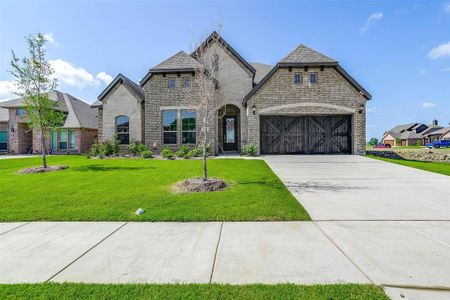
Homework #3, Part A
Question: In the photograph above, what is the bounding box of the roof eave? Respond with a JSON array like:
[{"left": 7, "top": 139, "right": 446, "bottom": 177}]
[{"left": 278, "top": 61, "right": 338, "bottom": 67}]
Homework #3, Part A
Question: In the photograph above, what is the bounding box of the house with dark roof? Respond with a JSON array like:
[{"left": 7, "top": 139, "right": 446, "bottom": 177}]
[
  {"left": 95, "top": 32, "right": 371, "bottom": 155},
  {"left": 381, "top": 119, "right": 446, "bottom": 146},
  {"left": 0, "top": 91, "right": 98, "bottom": 154}
]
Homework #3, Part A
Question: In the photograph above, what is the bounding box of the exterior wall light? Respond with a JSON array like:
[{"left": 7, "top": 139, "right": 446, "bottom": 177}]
[
  {"left": 358, "top": 103, "right": 365, "bottom": 114},
  {"left": 252, "top": 105, "right": 256, "bottom": 115}
]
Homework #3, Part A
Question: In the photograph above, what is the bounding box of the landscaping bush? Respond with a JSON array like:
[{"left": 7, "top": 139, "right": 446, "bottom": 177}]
[
  {"left": 128, "top": 142, "right": 151, "bottom": 157},
  {"left": 128, "top": 142, "right": 140, "bottom": 155},
  {"left": 189, "top": 144, "right": 212, "bottom": 158},
  {"left": 176, "top": 145, "right": 191, "bottom": 159},
  {"left": 88, "top": 138, "right": 119, "bottom": 158},
  {"left": 242, "top": 144, "right": 258, "bottom": 156},
  {"left": 140, "top": 149, "right": 153, "bottom": 158},
  {"left": 161, "top": 147, "right": 174, "bottom": 159}
]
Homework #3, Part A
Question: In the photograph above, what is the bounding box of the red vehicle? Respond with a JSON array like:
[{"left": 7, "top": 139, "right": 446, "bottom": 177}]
[{"left": 373, "top": 143, "right": 392, "bottom": 149}]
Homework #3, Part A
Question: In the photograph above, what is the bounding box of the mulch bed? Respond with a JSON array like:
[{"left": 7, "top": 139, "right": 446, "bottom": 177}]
[
  {"left": 17, "top": 165, "right": 68, "bottom": 174},
  {"left": 173, "top": 177, "right": 227, "bottom": 193}
]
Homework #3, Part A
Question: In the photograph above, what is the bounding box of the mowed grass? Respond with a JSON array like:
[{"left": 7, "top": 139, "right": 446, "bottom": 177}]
[
  {"left": 367, "top": 155, "right": 450, "bottom": 176},
  {"left": 0, "top": 283, "right": 388, "bottom": 300},
  {"left": 0, "top": 156, "right": 309, "bottom": 222}
]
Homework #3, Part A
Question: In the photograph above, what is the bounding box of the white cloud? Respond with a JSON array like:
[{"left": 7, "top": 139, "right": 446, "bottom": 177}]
[
  {"left": 444, "top": 2, "right": 450, "bottom": 14},
  {"left": 428, "top": 42, "right": 450, "bottom": 59},
  {"left": 0, "top": 80, "right": 18, "bottom": 101},
  {"left": 367, "top": 107, "right": 378, "bottom": 112},
  {"left": 95, "top": 72, "right": 113, "bottom": 85},
  {"left": 43, "top": 32, "right": 60, "bottom": 46},
  {"left": 49, "top": 59, "right": 112, "bottom": 89},
  {"left": 360, "top": 12, "right": 384, "bottom": 34},
  {"left": 422, "top": 101, "right": 436, "bottom": 108},
  {"left": 367, "top": 124, "right": 375, "bottom": 128}
]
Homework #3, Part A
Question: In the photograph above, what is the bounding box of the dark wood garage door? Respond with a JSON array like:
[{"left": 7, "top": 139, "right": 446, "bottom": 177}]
[{"left": 260, "top": 115, "right": 352, "bottom": 154}]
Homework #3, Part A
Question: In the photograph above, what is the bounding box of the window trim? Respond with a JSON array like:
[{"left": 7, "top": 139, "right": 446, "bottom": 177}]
[
  {"left": 167, "top": 78, "right": 176, "bottom": 89},
  {"left": 294, "top": 73, "right": 302, "bottom": 84},
  {"left": 116, "top": 115, "right": 130, "bottom": 145},
  {"left": 181, "top": 109, "right": 196, "bottom": 144},
  {"left": 162, "top": 110, "right": 178, "bottom": 144},
  {"left": 310, "top": 72, "right": 318, "bottom": 84}
]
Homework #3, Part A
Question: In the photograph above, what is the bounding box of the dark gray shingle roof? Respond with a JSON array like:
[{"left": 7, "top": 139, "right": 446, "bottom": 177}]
[
  {"left": 151, "top": 51, "right": 202, "bottom": 71},
  {"left": 388, "top": 123, "right": 417, "bottom": 134},
  {"left": 280, "top": 44, "right": 337, "bottom": 64},
  {"left": 251, "top": 63, "right": 273, "bottom": 84},
  {"left": 65, "top": 94, "right": 98, "bottom": 129},
  {"left": 0, "top": 90, "right": 68, "bottom": 112}
]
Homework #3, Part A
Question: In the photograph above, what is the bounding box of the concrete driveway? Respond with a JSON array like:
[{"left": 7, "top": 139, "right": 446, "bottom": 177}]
[{"left": 264, "top": 155, "right": 450, "bottom": 221}]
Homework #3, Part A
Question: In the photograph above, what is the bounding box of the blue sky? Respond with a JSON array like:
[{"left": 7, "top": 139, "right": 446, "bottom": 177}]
[{"left": 1, "top": 0, "right": 449, "bottom": 140}]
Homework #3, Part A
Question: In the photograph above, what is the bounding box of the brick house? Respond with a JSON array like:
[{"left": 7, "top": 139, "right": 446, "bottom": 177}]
[
  {"left": 382, "top": 119, "right": 445, "bottom": 146},
  {"left": 0, "top": 90, "right": 98, "bottom": 154},
  {"left": 94, "top": 32, "right": 371, "bottom": 155}
]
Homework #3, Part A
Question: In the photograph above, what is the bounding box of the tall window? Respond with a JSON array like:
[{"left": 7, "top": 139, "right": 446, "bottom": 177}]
[
  {"left": 69, "top": 129, "right": 76, "bottom": 150},
  {"left": 294, "top": 73, "right": 302, "bottom": 84},
  {"left": 51, "top": 129, "right": 58, "bottom": 150},
  {"left": 181, "top": 110, "right": 196, "bottom": 144},
  {"left": 168, "top": 78, "right": 176, "bottom": 89},
  {"left": 310, "top": 73, "right": 318, "bottom": 84},
  {"left": 116, "top": 115, "right": 129, "bottom": 145},
  {"left": 163, "top": 110, "right": 177, "bottom": 144},
  {"left": 183, "top": 78, "right": 190, "bottom": 88},
  {"left": 59, "top": 129, "right": 68, "bottom": 149},
  {"left": 0, "top": 131, "right": 7, "bottom": 151},
  {"left": 212, "top": 54, "right": 219, "bottom": 72}
]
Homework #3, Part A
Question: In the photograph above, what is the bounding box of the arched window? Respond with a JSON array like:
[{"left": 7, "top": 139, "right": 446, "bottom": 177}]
[{"left": 116, "top": 115, "right": 129, "bottom": 145}]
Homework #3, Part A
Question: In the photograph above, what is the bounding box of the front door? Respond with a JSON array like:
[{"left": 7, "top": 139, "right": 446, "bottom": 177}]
[{"left": 223, "top": 116, "right": 238, "bottom": 151}]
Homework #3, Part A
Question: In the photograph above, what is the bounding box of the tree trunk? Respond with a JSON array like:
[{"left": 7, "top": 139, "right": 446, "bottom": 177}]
[
  {"left": 202, "top": 143, "right": 208, "bottom": 181},
  {"left": 41, "top": 130, "right": 47, "bottom": 168}
]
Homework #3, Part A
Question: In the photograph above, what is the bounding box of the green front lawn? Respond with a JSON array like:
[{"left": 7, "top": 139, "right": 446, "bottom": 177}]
[
  {"left": 0, "top": 156, "right": 309, "bottom": 222},
  {"left": 367, "top": 155, "right": 450, "bottom": 176},
  {"left": 0, "top": 283, "right": 388, "bottom": 300}
]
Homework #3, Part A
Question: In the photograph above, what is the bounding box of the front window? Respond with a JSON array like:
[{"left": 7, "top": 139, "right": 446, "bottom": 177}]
[
  {"left": 183, "top": 78, "right": 190, "bottom": 88},
  {"left": 69, "top": 129, "right": 76, "bottom": 150},
  {"left": 181, "top": 110, "right": 196, "bottom": 144},
  {"left": 59, "top": 129, "right": 68, "bottom": 150},
  {"left": 51, "top": 129, "right": 58, "bottom": 150},
  {"left": 163, "top": 110, "right": 177, "bottom": 144},
  {"left": 310, "top": 73, "right": 318, "bottom": 84},
  {"left": 16, "top": 108, "right": 26, "bottom": 116},
  {"left": 294, "top": 73, "right": 302, "bottom": 84},
  {"left": 116, "top": 115, "right": 129, "bottom": 145},
  {"left": 168, "top": 78, "right": 176, "bottom": 89},
  {"left": 0, "top": 131, "right": 7, "bottom": 151}
]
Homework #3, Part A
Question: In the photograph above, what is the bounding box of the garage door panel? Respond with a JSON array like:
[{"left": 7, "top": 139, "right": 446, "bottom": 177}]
[{"left": 260, "top": 115, "right": 352, "bottom": 155}]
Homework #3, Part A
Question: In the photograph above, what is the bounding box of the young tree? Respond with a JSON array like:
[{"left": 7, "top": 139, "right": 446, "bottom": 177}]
[
  {"left": 191, "top": 28, "right": 226, "bottom": 181},
  {"left": 9, "top": 33, "right": 65, "bottom": 168},
  {"left": 368, "top": 137, "right": 379, "bottom": 146}
]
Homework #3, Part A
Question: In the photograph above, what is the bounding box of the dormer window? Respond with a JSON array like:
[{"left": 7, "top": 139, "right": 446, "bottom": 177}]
[
  {"left": 183, "top": 78, "right": 190, "bottom": 88},
  {"left": 294, "top": 73, "right": 302, "bottom": 84},
  {"left": 310, "top": 73, "right": 318, "bottom": 84},
  {"left": 16, "top": 108, "right": 26, "bottom": 116},
  {"left": 168, "top": 78, "right": 176, "bottom": 89}
]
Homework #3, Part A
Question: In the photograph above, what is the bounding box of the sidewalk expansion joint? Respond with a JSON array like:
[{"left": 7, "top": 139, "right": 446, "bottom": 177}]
[
  {"left": 0, "top": 222, "right": 31, "bottom": 236},
  {"left": 45, "top": 221, "right": 129, "bottom": 282},
  {"left": 382, "top": 284, "right": 450, "bottom": 292},
  {"left": 313, "top": 221, "right": 377, "bottom": 285},
  {"left": 209, "top": 221, "right": 224, "bottom": 283}
]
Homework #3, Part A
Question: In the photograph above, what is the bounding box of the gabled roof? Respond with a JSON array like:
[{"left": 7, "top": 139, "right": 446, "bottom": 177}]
[
  {"left": 0, "top": 90, "right": 97, "bottom": 129},
  {"left": 0, "top": 90, "right": 68, "bottom": 112},
  {"left": 97, "top": 73, "right": 144, "bottom": 104},
  {"left": 251, "top": 63, "right": 273, "bottom": 84},
  {"left": 280, "top": 44, "right": 337, "bottom": 65},
  {"left": 139, "top": 51, "right": 203, "bottom": 86},
  {"left": 424, "top": 126, "right": 449, "bottom": 136},
  {"left": 387, "top": 123, "right": 417, "bottom": 133},
  {"left": 192, "top": 31, "right": 256, "bottom": 75},
  {"left": 243, "top": 44, "right": 371, "bottom": 105}
]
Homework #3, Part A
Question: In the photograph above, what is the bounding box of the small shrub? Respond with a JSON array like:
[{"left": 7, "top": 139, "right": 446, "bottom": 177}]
[
  {"left": 128, "top": 142, "right": 139, "bottom": 155},
  {"left": 88, "top": 138, "right": 119, "bottom": 158},
  {"left": 137, "top": 143, "right": 149, "bottom": 153},
  {"left": 189, "top": 144, "right": 211, "bottom": 157},
  {"left": 176, "top": 145, "right": 190, "bottom": 158},
  {"left": 140, "top": 149, "right": 153, "bottom": 158},
  {"left": 161, "top": 147, "right": 174, "bottom": 160},
  {"left": 242, "top": 144, "right": 258, "bottom": 156}
]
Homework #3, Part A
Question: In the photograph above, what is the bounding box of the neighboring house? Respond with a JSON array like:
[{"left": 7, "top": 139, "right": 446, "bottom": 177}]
[
  {"left": 382, "top": 119, "right": 444, "bottom": 146},
  {"left": 94, "top": 31, "right": 371, "bottom": 155},
  {"left": 424, "top": 126, "right": 450, "bottom": 143},
  {"left": 0, "top": 91, "right": 98, "bottom": 154}
]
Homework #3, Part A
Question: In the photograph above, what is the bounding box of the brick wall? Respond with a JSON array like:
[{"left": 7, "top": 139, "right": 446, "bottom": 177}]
[{"left": 246, "top": 66, "right": 368, "bottom": 155}]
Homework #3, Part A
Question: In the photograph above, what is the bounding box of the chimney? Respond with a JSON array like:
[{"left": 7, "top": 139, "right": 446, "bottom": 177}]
[{"left": 432, "top": 119, "right": 438, "bottom": 126}]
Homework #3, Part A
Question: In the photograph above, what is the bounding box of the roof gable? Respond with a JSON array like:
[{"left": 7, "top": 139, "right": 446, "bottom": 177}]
[
  {"left": 151, "top": 51, "right": 202, "bottom": 72},
  {"left": 280, "top": 44, "right": 337, "bottom": 65},
  {"left": 98, "top": 73, "right": 144, "bottom": 103},
  {"left": 192, "top": 31, "right": 256, "bottom": 75}
]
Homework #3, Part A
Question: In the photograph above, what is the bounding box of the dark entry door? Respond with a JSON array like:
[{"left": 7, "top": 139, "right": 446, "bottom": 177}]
[
  {"left": 260, "top": 115, "right": 352, "bottom": 154},
  {"left": 223, "top": 116, "right": 238, "bottom": 151}
]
